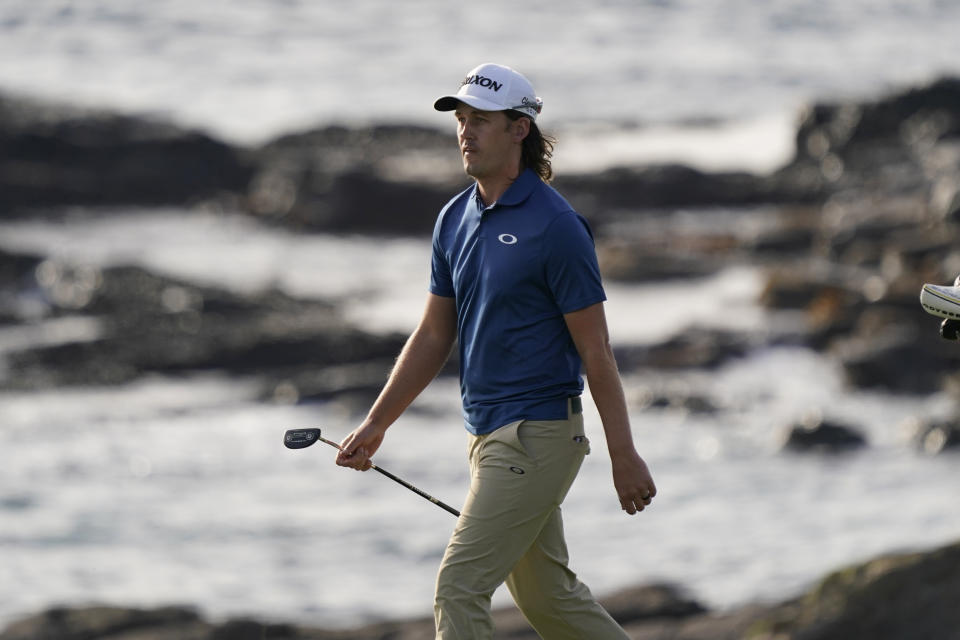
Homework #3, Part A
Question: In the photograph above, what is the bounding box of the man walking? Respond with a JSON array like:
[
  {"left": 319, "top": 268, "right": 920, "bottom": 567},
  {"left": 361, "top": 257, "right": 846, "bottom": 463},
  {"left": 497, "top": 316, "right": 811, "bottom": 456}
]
[{"left": 336, "top": 62, "right": 656, "bottom": 639}]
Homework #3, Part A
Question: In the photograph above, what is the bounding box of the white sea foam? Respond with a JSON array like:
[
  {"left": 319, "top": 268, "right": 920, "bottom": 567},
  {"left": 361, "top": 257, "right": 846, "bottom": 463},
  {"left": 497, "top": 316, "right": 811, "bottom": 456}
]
[{"left": 554, "top": 112, "right": 798, "bottom": 175}]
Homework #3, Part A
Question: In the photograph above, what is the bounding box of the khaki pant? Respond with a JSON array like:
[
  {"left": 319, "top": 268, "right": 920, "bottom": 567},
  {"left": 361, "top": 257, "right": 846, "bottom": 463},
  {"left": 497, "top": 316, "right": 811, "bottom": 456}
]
[{"left": 434, "top": 403, "right": 630, "bottom": 639}]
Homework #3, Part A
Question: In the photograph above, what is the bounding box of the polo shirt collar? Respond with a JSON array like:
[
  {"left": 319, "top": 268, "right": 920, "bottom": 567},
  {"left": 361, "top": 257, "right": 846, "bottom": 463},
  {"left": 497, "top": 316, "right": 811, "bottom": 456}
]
[
  {"left": 497, "top": 168, "right": 539, "bottom": 207},
  {"left": 473, "top": 168, "right": 539, "bottom": 210}
]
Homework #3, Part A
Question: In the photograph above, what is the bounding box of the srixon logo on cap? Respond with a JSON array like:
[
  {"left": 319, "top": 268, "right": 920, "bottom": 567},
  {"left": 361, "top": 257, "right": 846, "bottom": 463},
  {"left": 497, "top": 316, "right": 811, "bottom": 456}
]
[{"left": 461, "top": 74, "right": 503, "bottom": 92}]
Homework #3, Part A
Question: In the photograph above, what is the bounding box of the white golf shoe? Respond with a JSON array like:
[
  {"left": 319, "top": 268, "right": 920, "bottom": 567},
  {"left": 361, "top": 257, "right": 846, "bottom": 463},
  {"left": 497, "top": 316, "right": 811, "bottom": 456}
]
[{"left": 920, "top": 283, "right": 960, "bottom": 319}]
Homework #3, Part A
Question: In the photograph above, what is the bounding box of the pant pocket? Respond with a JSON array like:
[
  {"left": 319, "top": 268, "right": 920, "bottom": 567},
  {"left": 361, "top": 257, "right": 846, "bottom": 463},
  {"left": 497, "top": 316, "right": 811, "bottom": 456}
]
[
  {"left": 573, "top": 433, "right": 591, "bottom": 455},
  {"left": 569, "top": 412, "right": 591, "bottom": 455},
  {"left": 478, "top": 420, "right": 536, "bottom": 470}
]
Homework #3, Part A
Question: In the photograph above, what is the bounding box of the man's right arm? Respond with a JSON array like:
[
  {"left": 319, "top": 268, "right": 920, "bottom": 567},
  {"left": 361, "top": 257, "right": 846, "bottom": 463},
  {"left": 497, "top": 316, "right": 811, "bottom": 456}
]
[{"left": 336, "top": 293, "right": 457, "bottom": 470}]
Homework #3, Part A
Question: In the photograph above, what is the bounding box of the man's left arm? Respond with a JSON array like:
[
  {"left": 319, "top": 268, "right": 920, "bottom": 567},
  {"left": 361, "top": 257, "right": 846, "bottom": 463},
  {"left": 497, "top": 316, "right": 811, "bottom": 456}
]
[{"left": 564, "top": 302, "right": 657, "bottom": 515}]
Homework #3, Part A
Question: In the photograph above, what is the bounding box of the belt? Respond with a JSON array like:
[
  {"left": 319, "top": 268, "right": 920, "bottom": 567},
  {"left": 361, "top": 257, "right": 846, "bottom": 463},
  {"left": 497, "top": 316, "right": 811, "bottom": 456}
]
[{"left": 569, "top": 396, "right": 582, "bottom": 415}]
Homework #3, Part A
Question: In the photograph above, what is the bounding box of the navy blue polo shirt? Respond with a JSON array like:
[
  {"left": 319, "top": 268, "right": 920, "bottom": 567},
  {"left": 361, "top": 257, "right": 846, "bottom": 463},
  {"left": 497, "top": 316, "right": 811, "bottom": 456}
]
[{"left": 430, "top": 168, "right": 607, "bottom": 435}]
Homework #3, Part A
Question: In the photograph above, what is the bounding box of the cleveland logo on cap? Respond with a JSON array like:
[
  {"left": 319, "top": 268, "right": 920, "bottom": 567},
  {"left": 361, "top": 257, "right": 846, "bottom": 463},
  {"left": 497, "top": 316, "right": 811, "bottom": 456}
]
[{"left": 461, "top": 74, "right": 503, "bottom": 92}]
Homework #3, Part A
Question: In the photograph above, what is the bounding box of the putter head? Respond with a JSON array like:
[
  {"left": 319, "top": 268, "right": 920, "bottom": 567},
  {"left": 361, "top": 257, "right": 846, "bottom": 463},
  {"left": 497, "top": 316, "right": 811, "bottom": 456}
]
[{"left": 284, "top": 428, "right": 322, "bottom": 449}]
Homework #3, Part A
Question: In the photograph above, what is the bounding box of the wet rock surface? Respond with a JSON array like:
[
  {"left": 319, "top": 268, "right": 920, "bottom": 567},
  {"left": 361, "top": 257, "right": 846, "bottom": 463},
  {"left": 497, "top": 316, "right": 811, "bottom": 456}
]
[
  {"left": 0, "top": 93, "right": 253, "bottom": 211},
  {"left": 780, "top": 413, "right": 868, "bottom": 453},
  {"left": 0, "top": 249, "right": 405, "bottom": 400}
]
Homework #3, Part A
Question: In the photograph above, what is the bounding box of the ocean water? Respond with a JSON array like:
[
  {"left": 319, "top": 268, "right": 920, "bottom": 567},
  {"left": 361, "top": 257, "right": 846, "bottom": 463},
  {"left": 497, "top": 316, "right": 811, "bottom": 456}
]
[
  {"left": 2, "top": 0, "right": 960, "bottom": 631},
  {"left": 1, "top": 211, "right": 959, "bottom": 630}
]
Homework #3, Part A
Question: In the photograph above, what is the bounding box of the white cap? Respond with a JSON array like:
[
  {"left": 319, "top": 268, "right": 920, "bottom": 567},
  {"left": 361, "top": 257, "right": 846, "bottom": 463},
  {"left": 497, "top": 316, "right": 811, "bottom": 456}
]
[{"left": 434, "top": 63, "right": 542, "bottom": 121}]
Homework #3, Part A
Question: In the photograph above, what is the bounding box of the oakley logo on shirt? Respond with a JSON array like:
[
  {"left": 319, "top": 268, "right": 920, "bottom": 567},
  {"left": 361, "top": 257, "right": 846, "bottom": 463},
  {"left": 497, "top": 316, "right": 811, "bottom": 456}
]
[{"left": 498, "top": 233, "right": 518, "bottom": 245}]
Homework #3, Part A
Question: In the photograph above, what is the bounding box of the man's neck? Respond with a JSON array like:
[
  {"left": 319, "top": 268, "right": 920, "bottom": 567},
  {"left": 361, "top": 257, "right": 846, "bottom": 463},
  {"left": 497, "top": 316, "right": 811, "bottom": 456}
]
[{"left": 476, "top": 169, "right": 521, "bottom": 208}]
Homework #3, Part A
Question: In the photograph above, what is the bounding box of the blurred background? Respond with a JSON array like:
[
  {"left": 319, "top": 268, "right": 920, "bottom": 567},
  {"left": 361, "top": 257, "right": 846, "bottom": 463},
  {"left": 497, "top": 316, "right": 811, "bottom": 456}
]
[{"left": 2, "top": 0, "right": 960, "bottom": 635}]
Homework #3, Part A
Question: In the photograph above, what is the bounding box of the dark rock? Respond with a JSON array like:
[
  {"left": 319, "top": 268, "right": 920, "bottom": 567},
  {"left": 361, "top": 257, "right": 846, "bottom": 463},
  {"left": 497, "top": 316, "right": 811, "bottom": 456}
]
[
  {"left": 795, "top": 77, "right": 960, "bottom": 160},
  {"left": 0, "top": 92, "right": 253, "bottom": 211},
  {"left": 781, "top": 412, "right": 867, "bottom": 453},
  {"left": 555, "top": 164, "right": 816, "bottom": 220},
  {"left": 754, "top": 539, "right": 960, "bottom": 640},
  {"left": 0, "top": 605, "right": 206, "bottom": 640},
  {"left": 833, "top": 322, "right": 960, "bottom": 393},
  {"left": 745, "top": 225, "right": 817, "bottom": 256},
  {"left": 246, "top": 124, "right": 464, "bottom": 234},
  {"left": 602, "top": 584, "right": 708, "bottom": 623},
  {"left": 757, "top": 266, "right": 868, "bottom": 350},
  {"left": 0, "top": 584, "right": 707, "bottom": 640},
  {"left": 597, "top": 241, "right": 723, "bottom": 282},
  {"left": 614, "top": 329, "right": 755, "bottom": 371},
  {"left": 632, "top": 385, "right": 722, "bottom": 415},
  {"left": 0, "top": 248, "right": 44, "bottom": 324},
  {"left": 6, "top": 539, "right": 960, "bottom": 639},
  {"left": 781, "top": 76, "right": 960, "bottom": 199},
  {"left": 208, "top": 619, "right": 273, "bottom": 640},
  {"left": 0, "top": 255, "right": 406, "bottom": 393}
]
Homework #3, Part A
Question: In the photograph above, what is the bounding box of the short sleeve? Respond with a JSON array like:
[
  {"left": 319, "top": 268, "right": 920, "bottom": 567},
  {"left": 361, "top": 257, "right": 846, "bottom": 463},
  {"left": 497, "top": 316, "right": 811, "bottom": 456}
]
[
  {"left": 543, "top": 212, "right": 606, "bottom": 313},
  {"left": 429, "top": 219, "right": 455, "bottom": 298}
]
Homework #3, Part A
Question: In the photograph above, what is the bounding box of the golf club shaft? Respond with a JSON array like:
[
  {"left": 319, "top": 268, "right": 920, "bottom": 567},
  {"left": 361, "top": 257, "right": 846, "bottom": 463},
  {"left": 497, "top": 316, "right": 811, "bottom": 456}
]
[{"left": 317, "top": 436, "right": 461, "bottom": 517}]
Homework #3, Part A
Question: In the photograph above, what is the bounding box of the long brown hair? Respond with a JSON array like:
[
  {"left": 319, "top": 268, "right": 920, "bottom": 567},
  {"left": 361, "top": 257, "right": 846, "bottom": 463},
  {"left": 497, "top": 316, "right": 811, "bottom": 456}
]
[{"left": 506, "top": 111, "right": 556, "bottom": 182}]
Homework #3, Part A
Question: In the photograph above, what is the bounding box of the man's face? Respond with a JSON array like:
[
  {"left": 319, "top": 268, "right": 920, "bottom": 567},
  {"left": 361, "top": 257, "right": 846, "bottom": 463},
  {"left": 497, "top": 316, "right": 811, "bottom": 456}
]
[{"left": 454, "top": 104, "right": 526, "bottom": 181}]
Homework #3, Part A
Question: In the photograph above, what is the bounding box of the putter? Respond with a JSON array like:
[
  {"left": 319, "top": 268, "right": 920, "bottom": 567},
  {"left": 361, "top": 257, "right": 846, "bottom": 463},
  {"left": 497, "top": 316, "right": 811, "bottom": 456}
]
[{"left": 284, "top": 428, "right": 460, "bottom": 517}]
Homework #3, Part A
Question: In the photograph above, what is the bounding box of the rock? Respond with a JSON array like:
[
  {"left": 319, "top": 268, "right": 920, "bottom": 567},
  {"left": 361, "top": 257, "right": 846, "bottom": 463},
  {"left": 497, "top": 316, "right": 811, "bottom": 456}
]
[
  {"left": 6, "top": 76, "right": 960, "bottom": 398},
  {"left": 6, "top": 539, "right": 960, "bottom": 639},
  {"left": 833, "top": 322, "right": 960, "bottom": 393},
  {"left": 597, "top": 240, "right": 724, "bottom": 282},
  {"left": 781, "top": 76, "right": 960, "bottom": 200},
  {"left": 602, "top": 584, "right": 708, "bottom": 624},
  {"left": 781, "top": 412, "right": 867, "bottom": 453},
  {"left": 246, "top": 124, "right": 464, "bottom": 234},
  {"left": 745, "top": 224, "right": 817, "bottom": 257},
  {"left": 0, "top": 605, "right": 207, "bottom": 640},
  {"left": 0, "top": 248, "right": 44, "bottom": 324},
  {"left": 0, "top": 255, "right": 407, "bottom": 393},
  {"left": 758, "top": 266, "right": 866, "bottom": 348},
  {"left": 753, "top": 539, "right": 960, "bottom": 640},
  {"left": 632, "top": 385, "right": 722, "bottom": 415},
  {"left": 0, "top": 584, "right": 707, "bottom": 640},
  {"left": 555, "top": 164, "right": 816, "bottom": 221},
  {"left": 614, "top": 329, "right": 756, "bottom": 371},
  {"left": 0, "top": 92, "right": 253, "bottom": 212}
]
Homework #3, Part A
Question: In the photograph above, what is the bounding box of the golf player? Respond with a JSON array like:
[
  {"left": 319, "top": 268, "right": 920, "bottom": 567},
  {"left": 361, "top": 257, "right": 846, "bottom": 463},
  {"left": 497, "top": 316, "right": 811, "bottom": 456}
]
[{"left": 336, "top": 62, "right": 656, "bottom": 639}]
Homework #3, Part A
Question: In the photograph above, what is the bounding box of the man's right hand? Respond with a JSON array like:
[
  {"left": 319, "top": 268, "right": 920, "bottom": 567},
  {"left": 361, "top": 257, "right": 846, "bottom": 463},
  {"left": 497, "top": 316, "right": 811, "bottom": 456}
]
[{"left": 336, "top": 422, "right": 386, "bottom": 471}]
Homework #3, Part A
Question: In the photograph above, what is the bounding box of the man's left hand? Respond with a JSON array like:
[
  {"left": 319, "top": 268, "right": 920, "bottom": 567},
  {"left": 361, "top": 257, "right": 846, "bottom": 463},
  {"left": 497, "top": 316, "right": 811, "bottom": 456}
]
[{"left": 611, "top": 450, "right": 656, "bottom": 515}]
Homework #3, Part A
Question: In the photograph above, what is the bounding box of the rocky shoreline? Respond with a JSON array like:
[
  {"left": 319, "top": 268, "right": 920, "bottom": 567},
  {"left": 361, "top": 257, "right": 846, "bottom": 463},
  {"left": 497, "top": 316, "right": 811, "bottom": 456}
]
[
  {"left": 2, "top": 537, "right": 958, "bottom": 639},
  {"left": 2, "top": 77, "right": 960, "bottom": 638},
  {"left": 4, "top": 77, "right": 960, "bottom": 445}
]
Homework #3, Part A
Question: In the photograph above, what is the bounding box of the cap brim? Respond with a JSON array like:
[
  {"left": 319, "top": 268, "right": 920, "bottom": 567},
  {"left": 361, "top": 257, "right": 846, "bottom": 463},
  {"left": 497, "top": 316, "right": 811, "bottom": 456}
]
[{"left": 433, "top": 94, "right": 509, "bottom": 113}]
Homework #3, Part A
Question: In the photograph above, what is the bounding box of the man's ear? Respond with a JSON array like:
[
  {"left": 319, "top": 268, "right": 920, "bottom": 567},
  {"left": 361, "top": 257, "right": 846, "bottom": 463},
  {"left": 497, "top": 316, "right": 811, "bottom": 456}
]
[{"left": 512, "top": 116, "right": 531, "bottom": 143}]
